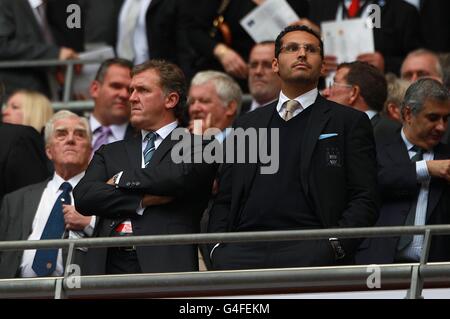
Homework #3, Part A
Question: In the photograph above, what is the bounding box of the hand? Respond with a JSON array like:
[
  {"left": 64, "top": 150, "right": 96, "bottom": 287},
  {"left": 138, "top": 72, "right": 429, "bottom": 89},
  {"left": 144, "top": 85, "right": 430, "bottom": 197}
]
[
  {"left": 59, "top": 47, "right": 78, "bottom": 60},
  {"left": 142, "top": 194, "right": 174, "bottom": 207},
  {"left": 322, "top": 55, "right": 338, "bottom": 77},
  {"left": 290, "top": 18, "right": 321, "bottom": 34},
  {"left": 357, "top": 52, "right": 385, "bottom": 72},
  {"left": 188, "top": 113, "right": 213, "bottom": 135},
  {"left": 426, "top": 160, "right": 450, "bottom": 182},
  {"left": 63, "top": 205, "right": 92, "bottom": 230},
  {"left": 214, "top": 44, "right": 248, "bottom": 79}
]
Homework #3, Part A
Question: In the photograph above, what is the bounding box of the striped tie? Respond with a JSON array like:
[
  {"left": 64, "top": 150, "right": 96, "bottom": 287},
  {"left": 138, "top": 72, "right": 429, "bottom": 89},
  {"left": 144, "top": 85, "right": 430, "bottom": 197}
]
[{"left": 143, "top": 132, "right": 157, "bottom": 167}]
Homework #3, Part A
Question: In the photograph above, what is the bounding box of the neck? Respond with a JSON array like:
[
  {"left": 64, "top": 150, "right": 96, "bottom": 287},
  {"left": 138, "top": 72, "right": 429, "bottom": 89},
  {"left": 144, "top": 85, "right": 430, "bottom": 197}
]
[
  {"left": 55, "top": 166, "right": 86, "bottom": 181},
  {"left": 281, "top": 82, "right": 316, "bottom": 99},
  {"left": 92, "top": 110, "right": 111, "bottom": 127}
]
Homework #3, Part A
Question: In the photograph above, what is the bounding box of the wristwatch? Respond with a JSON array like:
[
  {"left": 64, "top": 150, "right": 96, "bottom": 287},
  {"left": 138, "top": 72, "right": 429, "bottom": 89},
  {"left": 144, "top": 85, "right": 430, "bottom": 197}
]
[{"left": 329, "top": 238, "right": 346, "bottom": 260}]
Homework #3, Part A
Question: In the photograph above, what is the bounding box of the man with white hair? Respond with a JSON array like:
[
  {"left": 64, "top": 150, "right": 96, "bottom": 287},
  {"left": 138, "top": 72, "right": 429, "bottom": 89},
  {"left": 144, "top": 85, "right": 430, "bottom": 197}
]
[
  {"left": 0, "top": 111, "right": 94, "bottom": 278},
  {"left": 401, "top": 49, "right": 444, "bottom": 83}
]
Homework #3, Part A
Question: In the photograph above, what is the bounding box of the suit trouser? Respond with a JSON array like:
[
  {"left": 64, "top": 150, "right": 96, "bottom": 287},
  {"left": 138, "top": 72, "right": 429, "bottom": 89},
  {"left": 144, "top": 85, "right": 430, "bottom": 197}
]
[{"left": 211, "top": 239, "right": 338, "bottom": 271}]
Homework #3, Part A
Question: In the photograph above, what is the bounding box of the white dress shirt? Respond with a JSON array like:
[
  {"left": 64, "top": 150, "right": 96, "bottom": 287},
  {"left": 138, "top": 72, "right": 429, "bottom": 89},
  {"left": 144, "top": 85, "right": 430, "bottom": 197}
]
[
  {"left": 117, "top": 0, "right": 152, "bottom": 64},
  {"left": 20, "top": 172, "right": 95, "bottom": 278},
  {"left": 365, "top": 110, "right": 378, "bottom": 120},
  {"left": 398, "top": 129, "right": 433, "bottom": 261},
  {"left": 275, "top": 88, "right": 318, "bottom": 120},
  {"left": 89, "top": 114, "right": 129, "bottom": 146}
]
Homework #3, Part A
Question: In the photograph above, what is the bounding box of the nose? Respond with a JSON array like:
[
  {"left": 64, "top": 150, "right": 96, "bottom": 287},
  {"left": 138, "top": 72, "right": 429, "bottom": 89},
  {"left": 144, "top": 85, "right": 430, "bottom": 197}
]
[
  {"left": 189, "top": 100, "right": 204, "bottom": 114},
  {"left": 435, "top": 118, "right": 447, "bottom": 133},
  {"left": 322, "top": 87, "right": 331, "bottom": 98},
  {"left": 120, "top": 87, "right": 130, "bottom": 99},
  {"left": 129, "top": 90, "right": 138, "bottom": 103},
  {"left": 410, "top": 72, "right": 418, "bottom": 82},
  {"left": 1, "top": 107, "right": 8, "bottom": 116}
]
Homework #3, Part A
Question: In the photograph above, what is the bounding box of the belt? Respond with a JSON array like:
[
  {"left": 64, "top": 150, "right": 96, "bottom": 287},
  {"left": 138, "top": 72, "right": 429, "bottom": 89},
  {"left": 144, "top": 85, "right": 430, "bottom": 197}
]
[{"left": 114, "top": 246, "right": 136, "bottom": 252}]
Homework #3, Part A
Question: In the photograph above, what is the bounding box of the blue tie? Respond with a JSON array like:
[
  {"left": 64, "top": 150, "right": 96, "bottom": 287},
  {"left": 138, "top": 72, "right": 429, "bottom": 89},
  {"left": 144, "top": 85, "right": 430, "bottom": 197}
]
[
  {"left": 32, "top": 182, "right": 72, "bottom": 277},
  {"left": 143, "top": 132, "right": 157, "bottom": 167}
]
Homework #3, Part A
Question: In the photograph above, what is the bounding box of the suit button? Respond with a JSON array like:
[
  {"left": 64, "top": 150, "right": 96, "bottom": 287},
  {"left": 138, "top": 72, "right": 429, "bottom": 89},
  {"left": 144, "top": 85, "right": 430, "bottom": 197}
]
[
  {"left": 135, "top": 182, "right": 141, "bottom": 186},
  {"left": 131, "top": 182, "right": 136, "bottom": 187},
  {"left": 110, "top": 222, "right": 116, "bottom": 228},
  {"left": 126, "top": 182, "right": 131, "bottom": 187}
]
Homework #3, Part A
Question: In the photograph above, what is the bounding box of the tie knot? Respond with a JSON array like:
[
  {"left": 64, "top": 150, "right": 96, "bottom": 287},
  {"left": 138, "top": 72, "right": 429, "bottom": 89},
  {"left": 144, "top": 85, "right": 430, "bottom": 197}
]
[
  {"left": 60, "top": 182, "right": 72, "bottom": 193},
  {"left": 98, "top": 126, "right": 112, "bottom": 135},
  {"left": 410, "top": 145, "right": 424, "bottom": 162},
  {"left": 145, "top": 132, "right": 157, "bottom": 142},
  {"left": 285, "top": 100, "right": 301, "bottom": 112}
]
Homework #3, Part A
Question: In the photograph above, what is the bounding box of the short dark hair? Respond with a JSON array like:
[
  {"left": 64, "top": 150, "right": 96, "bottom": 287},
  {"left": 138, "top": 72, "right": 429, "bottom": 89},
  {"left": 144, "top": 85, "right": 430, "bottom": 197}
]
[
  {"left": 338, "top": 61, "right": 387, "bottom": 112},
  {"left": 132, "top": 59, "right": 187, "bottom": 121},
  {"left": 94, "top": 58, "right": 133, "bottom": 83},
  {"left": 275, "top": 25, "right": 323, "bottom": 59},
  {"left": 402, "top": 78, "right": 449, "bottom": 115}
]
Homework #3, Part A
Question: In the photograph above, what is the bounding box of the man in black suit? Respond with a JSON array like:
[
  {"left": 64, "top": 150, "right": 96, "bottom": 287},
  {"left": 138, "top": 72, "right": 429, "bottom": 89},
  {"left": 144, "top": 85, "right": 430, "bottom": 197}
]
[
  {"left": 115, "top": 0, "right": 195, "bottom": 79},
  {"left": 74, "top": 60, "right": 216, "bottom": 275},
  {"left": 308, "top": 0, "right": 421, "bottom": 75},
  {"left": 88, "top": 58, "right": 136, "bottom": 154},
  {"left": 323, "top": 61, "right": 400, "bottom": 143},
  {"left": 0, "top": 111, "right": 94, "bottom": 278},
  {"left": 0, "top": 0, "right": 82, "bottom": 98},
  {"left": 0, "top": 123, "right": 50, "bottom": 204},
  {"left": 356, "top": 78, "right": 450, "bottom": 264},
  {"left": 208, "top": 25, "right": 379, "bottom": 270}
]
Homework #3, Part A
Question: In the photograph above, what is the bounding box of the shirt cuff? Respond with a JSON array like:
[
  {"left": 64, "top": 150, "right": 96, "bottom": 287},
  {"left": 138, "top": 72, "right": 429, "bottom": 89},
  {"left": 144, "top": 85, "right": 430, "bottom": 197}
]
[
  {"left": 114, "top": 171, "right": 124, "bottom": 186},
  {"left": 83, "top": 216, "right": 96, "bottom": 237},
  {"left": 416, "top": 160, "right": 430, "bottom": 182},
  {"left": 136, "top": 200, "right": 145, "bottom": 216}
]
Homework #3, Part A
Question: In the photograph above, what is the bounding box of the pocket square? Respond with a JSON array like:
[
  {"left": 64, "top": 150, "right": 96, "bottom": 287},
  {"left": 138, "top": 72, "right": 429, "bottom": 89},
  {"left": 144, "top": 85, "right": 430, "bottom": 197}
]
[{"left": 319, "top": 133, "right": 338, "bottom": 140}]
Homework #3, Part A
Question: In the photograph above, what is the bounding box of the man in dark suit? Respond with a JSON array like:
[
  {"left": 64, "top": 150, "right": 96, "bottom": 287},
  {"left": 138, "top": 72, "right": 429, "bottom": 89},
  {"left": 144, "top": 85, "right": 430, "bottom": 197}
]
[
  {"left": 88, "top": 58, "right": 137, "bottom": 154},
  {"left": 73, "top": 60, "right": 216, "bottom": 275},
  {"left": 208, "top": 25, "right": 379, "bottom": 271},
  {"left": 115, "top": 0, "right": 195, "bottom": 79},
  {"left": 356, "top": 78, "right": 450, "bottom": 264},
  {"left": 0, "top": 111, "right": 94, "bottom": 278},
  {"left": 308, "top": 0, "right": 421, "bottom": 75},
  {"left": 323, "top": 61, "right": 401, "bottom": 143},
  {"left": 0, "top": 0, "right": 82, "bottom": 98},
  {"left": 0, "top": 106, "right": 50, "bottom": 202}
]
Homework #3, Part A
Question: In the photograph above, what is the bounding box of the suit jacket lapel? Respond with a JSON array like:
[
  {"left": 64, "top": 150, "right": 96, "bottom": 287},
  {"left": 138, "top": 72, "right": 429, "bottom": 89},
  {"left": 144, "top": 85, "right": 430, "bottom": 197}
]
[
  {"left": 150, "top": 126, "right": 182, "bottom": 165},
  {"left": 426, "top": 144, "right": 448, "bottom": 221},
  {"left": 125, "top": 134, "right": 142, "bottom": 169},
  {"left": 300, "top": 95, "right": 332, "bottom": 196},
  {"left": 243, "top": 103, "right": 277, "bottom": 195},
  {"left": 147, "top": 0, "right": 163, "bottom": 12},
  {"left": 22, "top": 181, "right": 48, "bottom": 239}
]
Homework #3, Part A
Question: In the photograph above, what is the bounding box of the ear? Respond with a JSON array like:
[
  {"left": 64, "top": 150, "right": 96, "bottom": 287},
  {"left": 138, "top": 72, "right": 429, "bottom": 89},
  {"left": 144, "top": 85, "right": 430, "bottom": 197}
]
[
  {"left": 90, "top": 80, "right": 101, "bottom": 99},
  {"left": 225, "top": 100, "right": 238, "bottom": 117},
  {"left": 45, "top": 145, "right": 53, "bottom": 161},
  {"left": 164, "top": 92, "right": 180, "bottom": 110},
  {"left": 348, "top": 85, "right": 360, "bottom": 105},
  {"left": 320, "top": 60, "right": 327, "bottom": 77},
  {"left": 272, "top": 57, "right": 279, "bottom": 73},
  {"left": 402, "top": 105, "right": 413, "bottom": 123}
]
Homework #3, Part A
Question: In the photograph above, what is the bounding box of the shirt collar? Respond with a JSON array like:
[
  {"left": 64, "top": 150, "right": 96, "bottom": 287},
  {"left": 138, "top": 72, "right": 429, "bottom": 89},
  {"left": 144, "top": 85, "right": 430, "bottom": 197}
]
[
  {"left": 365, "top": 110, "right": 378, "bottom": 120},
  {"left": 141, "top": 121, "right": 178, "bottom": 142},
  {"left": 49, "top": 172, "right": 85, "bottom": 194},
  {"left": 89, "top": 114, "right": 129, "bottom": 141},
  {"left": 276, "top": 88, "right": 318, "bottom": 113},
  {"left": 28, "top": 0, "right": 43, "bottom": 9}
]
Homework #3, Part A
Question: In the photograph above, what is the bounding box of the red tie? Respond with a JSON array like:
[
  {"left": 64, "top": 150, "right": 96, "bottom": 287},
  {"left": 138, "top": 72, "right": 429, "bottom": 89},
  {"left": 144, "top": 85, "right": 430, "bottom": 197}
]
[{"left": 348, "top": 0, "right": 361, "bottom": 18}]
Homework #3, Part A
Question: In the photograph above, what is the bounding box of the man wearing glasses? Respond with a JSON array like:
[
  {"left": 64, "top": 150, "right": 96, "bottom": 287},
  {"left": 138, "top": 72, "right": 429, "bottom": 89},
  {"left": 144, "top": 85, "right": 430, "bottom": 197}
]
[{"left": 208, "top": 25, "right": 379, "bottom": 270}]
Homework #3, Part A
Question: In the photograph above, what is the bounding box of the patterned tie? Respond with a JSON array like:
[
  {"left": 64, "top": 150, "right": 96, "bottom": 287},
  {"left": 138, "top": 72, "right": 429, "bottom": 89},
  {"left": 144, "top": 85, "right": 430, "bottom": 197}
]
[
  {"left": 117, "top": 0, "right": 142, "bottom": 61},
  {"left": 283, "top": 100, "right": 302, "bottom": 121},
  {"left": 92, "top": 126, "right": 112, "bottom": 153},
  {"left": 32, "top": 182, "right": 72, "bottom": 277},
  {"left": 36, "top": 3, "right": 54, "bottom": 44},
  {"left": 397, "top": 146, "right": 424, "bottom": 251},
  {"left": 143, "top": 132, "right": 157, "bottom": 167},
  {"left": 348, "top": 0, "right": 361, "bottom": 18}
]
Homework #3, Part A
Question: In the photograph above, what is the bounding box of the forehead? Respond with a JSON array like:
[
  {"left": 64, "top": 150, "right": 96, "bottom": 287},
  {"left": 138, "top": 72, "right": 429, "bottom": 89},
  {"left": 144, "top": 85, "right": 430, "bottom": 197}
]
[
  {"left": 420, "top": 99, "right": 450, "bottom": 114},
  {"left": 335, "top": 67, "right": 349, "bottom": 81},
  {"left": 250, "top": 44, "right": 275, "bottom": 61},
  {"left": 104, "top": 64, "right": 131, "bottom": 81},
  {"left": 131, "top": 69, "right": 161, "bottom": 87},
  {"left": 53, "top": 117, "right": 86, "bottom": 130},
  {"left": 403, "top": 54, "right": 437, "bottom": 71},
  {"left": 281, "top": 30, "right": 320, "bottom": 45},
  {"left": 190, "top": 82, "right": 218, "bottom": 97},
  {"left": 7, "top": 92, "right": 24, "bottom": 104}
]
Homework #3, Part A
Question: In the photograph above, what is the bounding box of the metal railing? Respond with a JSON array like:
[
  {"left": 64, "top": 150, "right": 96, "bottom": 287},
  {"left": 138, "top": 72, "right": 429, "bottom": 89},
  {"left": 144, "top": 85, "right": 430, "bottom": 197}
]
[{"left": 1, "top": 225, "right": 450, "bottom": 299}]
